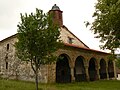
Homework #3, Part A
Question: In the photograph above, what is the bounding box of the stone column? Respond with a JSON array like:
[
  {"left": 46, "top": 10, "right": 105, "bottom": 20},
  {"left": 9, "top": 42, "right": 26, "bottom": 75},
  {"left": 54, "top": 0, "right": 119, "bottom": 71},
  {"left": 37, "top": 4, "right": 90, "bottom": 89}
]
[
  {"left": 70, "top": 67, "right": 75, "bottom": 82},
  {"left": 113, "top": 60, "right": 117, "bottom": 80},
  {"left": 69, "top": 57, "right": 75, "bottom": 82},
  {"left": 96, "top": 66, "right": 100, "bottom": 80},
  {"left": 106, "top": 63, "right": 109, "bottom": 80},
  {"left": 85, "top": 66, "right": 89, "bottom": 81}
]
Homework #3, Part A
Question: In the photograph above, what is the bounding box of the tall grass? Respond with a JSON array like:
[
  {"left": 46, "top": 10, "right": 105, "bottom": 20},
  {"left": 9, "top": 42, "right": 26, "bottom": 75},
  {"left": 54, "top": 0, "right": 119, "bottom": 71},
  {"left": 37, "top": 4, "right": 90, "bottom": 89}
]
[{"left": 0, "top": 79, "right": 120, "bottom": 90}]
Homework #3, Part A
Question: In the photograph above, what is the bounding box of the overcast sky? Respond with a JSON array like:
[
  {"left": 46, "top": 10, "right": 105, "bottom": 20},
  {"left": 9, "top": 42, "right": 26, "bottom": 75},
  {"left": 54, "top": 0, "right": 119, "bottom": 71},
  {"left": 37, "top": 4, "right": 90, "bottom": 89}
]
[{"left": 0, "top": 0, "right": 109, "bottom": 52}]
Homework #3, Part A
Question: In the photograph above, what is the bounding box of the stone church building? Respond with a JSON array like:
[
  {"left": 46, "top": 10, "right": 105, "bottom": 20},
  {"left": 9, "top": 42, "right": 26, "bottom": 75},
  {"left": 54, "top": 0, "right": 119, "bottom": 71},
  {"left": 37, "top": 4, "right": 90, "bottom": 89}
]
[{"left": 0, "top": 4, "right": 116, "bottom": 83}]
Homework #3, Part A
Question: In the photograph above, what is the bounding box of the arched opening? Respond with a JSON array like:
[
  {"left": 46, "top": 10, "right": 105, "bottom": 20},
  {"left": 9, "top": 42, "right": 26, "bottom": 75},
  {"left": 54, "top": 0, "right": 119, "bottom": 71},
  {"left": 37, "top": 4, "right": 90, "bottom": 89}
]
[
  {"left": 88, "top": 58, "right": 97, "bottom": 81},
  {"left": 108, "top": 60, "right": 114, "bottom": 78},
  {"left": 99, "top": 59, "right": 107, "bottom": 79},
  {"left": 74, "top": 56, "right": 86, "bottom": 82},
  {"left": 56, "top": 54, "right": 71, "bottom": 83}
]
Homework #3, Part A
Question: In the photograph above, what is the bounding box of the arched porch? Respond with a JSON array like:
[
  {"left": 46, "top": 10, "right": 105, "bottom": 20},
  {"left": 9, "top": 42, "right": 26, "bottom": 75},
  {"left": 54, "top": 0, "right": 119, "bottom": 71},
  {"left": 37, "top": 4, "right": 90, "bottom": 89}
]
[
  {"left": 56, "top": 54, "right": 71, "bottom": 83},
  {"left": 74, "top": 56, "right": 86, "bottom": 82},
  {"left": 88, "top": 58, "right": 97, "bottom": 81},
  {"left": 99, "top": 59, "right": 107, "bottom": 79},
  {"left": 108, "top": 60, "right": 114, "bottom": 78}
]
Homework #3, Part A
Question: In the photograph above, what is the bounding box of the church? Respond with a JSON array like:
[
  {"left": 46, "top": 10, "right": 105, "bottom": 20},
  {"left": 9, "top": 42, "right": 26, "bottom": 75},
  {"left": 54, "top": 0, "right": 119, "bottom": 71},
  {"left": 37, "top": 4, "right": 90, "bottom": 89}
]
[{"left": 0, "top": 4, "right": 116, "bottom": 83}]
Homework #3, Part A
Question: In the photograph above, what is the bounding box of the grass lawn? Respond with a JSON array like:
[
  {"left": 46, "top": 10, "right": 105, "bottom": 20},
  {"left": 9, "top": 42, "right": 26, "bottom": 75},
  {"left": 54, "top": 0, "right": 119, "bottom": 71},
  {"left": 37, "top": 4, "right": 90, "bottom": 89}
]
[{"left": 0, "top": 79, "right": 120, "bottom": 90}]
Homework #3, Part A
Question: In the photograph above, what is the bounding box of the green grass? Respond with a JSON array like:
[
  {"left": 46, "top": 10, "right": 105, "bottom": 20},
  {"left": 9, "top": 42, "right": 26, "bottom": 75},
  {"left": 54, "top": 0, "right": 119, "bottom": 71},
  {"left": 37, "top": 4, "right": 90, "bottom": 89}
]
[{"left": 0, "top": 79, "right": 120, "bottom": 90}]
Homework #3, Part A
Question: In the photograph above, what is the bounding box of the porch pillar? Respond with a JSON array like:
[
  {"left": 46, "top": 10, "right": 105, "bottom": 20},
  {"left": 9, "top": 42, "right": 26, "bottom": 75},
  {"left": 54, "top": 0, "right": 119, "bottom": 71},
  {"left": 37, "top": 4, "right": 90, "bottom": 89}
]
[
  {"left": 96, "top": 66, "right": 100, "bottom": 80},
  {"left": 106, "top": 63, "right": 109, "bottom": 80},
  {"left": 113, "top": 60, "right": 117, "bottom": 79},
  {"left": 85, "top": 66, "right": 89, "bottom": 81},
  {"left": 70, "top": 67, "right": 75, "bottom": 82}
]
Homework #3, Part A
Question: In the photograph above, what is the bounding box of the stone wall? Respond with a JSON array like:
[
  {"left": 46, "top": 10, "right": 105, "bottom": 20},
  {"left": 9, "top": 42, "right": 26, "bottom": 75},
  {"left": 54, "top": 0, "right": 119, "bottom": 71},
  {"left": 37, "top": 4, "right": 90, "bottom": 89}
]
[{"left": 0, "top": 36, "right": 48, "bottom": 83}]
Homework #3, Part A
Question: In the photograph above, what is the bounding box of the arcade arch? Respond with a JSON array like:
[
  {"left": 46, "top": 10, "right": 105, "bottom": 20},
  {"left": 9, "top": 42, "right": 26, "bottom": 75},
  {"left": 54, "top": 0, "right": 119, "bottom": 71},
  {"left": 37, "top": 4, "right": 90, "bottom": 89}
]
[
  {"left": 74, "top": 56, "right": 86, "bottom": 82},
  {"left": 56, "top": 54, "right": 71, "bottom": 83},
  {"left": 88, "top": 58, "right": 97, "bottom": 81},
  {"left": 108, "top": 60, "right": 114, "bottom": 78},
  {"left": 99, "top": 59, "right": 107, "bottom": 79}
]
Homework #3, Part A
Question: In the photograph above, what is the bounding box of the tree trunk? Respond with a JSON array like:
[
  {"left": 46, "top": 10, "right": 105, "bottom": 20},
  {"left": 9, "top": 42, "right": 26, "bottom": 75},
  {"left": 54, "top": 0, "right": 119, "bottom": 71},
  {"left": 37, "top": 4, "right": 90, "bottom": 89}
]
[{"left": 35, "top": 68, "right": 39, "bottom": 90}]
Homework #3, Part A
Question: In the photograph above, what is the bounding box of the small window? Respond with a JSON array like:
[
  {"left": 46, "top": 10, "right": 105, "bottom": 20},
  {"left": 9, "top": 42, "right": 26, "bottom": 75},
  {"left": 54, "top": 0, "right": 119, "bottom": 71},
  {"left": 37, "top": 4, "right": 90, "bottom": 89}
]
[
  {"left": 68, "top": 37, "right": 73, "bottom": 44},
  {"left": 6, "top": 62, "right": 8, "bottom": 69},
  {"left": 0, "top": 66, "right": 2, "bottom": 72},
  {"left": 7, "top": 44, "right": 9, "bottom": 51},
  {"left": 5, "top": 56, "right": 8, "bottom": 60}
]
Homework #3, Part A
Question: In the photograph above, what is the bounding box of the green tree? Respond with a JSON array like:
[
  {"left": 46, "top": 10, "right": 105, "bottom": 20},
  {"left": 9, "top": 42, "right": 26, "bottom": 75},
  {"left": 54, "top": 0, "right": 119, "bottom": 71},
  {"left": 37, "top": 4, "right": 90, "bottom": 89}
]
[
  {"left": 15, "top": 8, "right": 61, "bottom": 90},
  {"left": 90, "top": 0, "right": 120, "bottom": 51}
]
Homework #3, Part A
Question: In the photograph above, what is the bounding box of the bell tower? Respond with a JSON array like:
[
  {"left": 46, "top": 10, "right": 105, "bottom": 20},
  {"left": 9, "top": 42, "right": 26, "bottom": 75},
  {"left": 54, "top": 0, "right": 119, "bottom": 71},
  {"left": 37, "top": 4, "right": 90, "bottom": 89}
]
[{"left": 49, "top": 4, "right": 63, "bottom": 27}]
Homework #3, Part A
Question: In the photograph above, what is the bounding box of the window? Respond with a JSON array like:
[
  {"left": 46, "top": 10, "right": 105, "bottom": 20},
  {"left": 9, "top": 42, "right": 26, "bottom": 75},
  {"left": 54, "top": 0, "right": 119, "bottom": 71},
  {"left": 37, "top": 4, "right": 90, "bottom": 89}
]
[
  {"left": 5, "top": 56, "right": 8, "bottom": 60},
  {"left": 6, "top": 62, "right": 8, "bottom": 69},
  {"left": 7, "top": 44, "right": 9, "bottom": 51},
  {"left": 68, "top": 37, "right": 73, "bottom": 44},
  {"left": 0, "top": 66, "right": 2, "bottom": 72}
]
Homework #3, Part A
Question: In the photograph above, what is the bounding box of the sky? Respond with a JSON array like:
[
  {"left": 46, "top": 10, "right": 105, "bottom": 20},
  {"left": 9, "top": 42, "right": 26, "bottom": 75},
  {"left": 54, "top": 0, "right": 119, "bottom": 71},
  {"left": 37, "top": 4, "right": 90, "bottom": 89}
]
[{"left": 0, "top": 0, "right": 110, "bottom": 52}]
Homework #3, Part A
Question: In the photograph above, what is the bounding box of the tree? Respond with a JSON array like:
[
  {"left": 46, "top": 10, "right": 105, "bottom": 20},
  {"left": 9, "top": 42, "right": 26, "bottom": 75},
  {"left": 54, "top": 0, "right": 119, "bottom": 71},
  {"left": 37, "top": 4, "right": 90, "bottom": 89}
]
[
  {"left": 90, "top": 0, "right": 120, "bottom": 52},
  {"left": 15, "top": 8, "right": 61, "bottom": 90}
]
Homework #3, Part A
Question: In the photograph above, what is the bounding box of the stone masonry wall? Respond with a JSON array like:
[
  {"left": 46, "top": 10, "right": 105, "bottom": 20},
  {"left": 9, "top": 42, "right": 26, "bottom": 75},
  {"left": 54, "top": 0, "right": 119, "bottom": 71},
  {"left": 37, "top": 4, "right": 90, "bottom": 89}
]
[{"left": 0, "top": 36, "right": 48, "bottom": 83}]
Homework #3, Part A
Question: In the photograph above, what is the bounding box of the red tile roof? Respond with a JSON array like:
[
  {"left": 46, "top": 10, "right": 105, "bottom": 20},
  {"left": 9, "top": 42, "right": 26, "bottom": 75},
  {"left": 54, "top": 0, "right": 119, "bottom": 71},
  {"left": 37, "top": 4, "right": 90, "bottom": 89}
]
[{"left": 64, "top": 43, "right": 110, "bottom": 54}]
